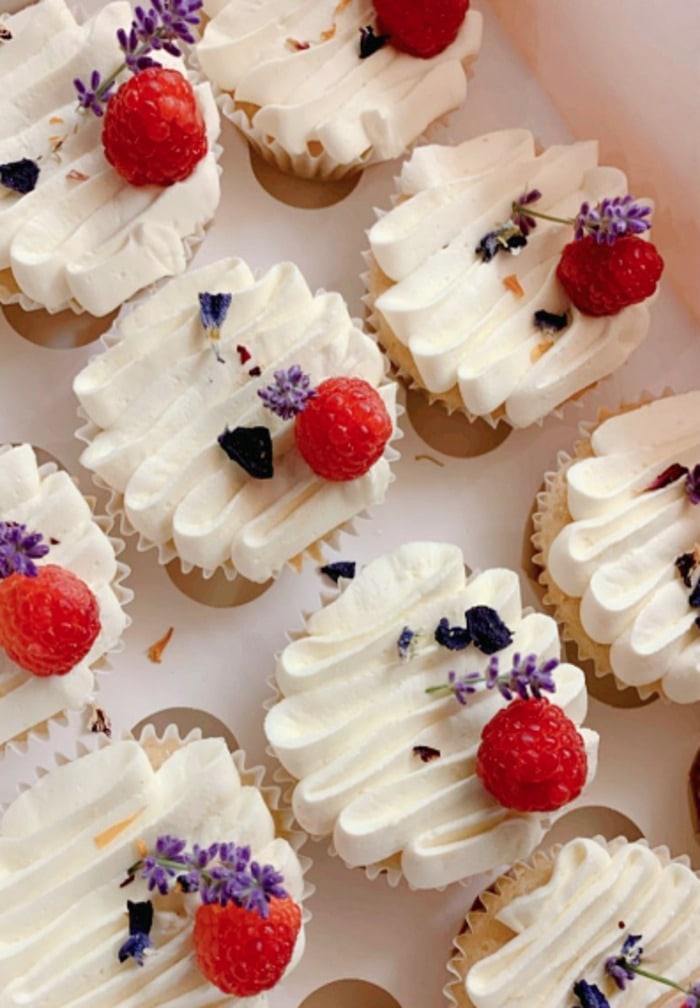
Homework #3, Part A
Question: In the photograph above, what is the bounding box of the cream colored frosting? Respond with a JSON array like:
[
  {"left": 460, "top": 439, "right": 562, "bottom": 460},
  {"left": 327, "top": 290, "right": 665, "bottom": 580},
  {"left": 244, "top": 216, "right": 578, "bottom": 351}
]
[
  {"left": 0, "top": 444, "right": 128, "bottom": 748},
  {"left": 197, "top": 0, "right": 482, "bottom": 175},
  {"left": 466, "top": 837, "right": 700, "bottom": 1008},
  {"left": 264, "top": 542, "right": 598, "bottom": 889},
  {"left": 547, "top": 392, "right": 700, "bottom": 703},
  {"left": 0, "top": 736, "right": 306, "bottom": 1006},
  {"left": 368, "top": 129, "right": 654, "bottom": 427},
  {"left": 0, "top": 0, "right": 221, "bottom": 317},
  {"left": 74, "top": 257, "right": 398, "bottom": 582}
]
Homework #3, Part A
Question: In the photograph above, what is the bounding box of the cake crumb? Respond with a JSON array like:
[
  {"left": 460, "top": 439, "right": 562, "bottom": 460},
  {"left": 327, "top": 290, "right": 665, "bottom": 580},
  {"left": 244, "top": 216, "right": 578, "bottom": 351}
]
[{"left": 147, "top": 626, "right": 174, "bottom": 663}]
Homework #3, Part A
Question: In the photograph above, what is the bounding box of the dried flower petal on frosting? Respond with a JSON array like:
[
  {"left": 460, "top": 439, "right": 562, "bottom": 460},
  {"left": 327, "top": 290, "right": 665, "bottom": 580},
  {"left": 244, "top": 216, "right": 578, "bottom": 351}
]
[
  {"left": 572, "top": 979, "right": 611, "bottom": 1008},
  {"left": 0, "top": 521, "right": 49, "bottom": 578},
  {"left": 258, "top": 365, "right": 316, "bottom": 420},
  {"left": 359, "top": 25, "right": 389, "bottom": 58},
  {"left": 118, "top": 900, "right": 154, "bottom": 966},
  {"left": 412, "top": 745, "right": 440, "bottom": 762},
  {"left": 218, "top": 426, "right": 274, "bottom": 479},
  {"left": 397, "top": 625, "right": 416, "bottom": 659},
  {"left": 686, "top": 464, "right": 700, "bottom": 505},
  {"left": 643, "top": 462, "right": 689, "bottom": 493},
  {"left": 0, "top": 158, "right": 40, "bottom": 194},
  {"left": 510, "top": 188, "right": 541, "bottom": 236},
  {"left": 320, "top": 561, "right": 356, "bottom": 583},
  {"left": 533, "top": 308, "right": 569, "bottom": 332},
  {"left": 434, "top": 615, "right": 471, "bottom": 651},
  {"left": 199, "top": 291, "right": 232, "bottom": 361},
  {"left": 465, "top": 605, "right": 513, "bottom": 654}
]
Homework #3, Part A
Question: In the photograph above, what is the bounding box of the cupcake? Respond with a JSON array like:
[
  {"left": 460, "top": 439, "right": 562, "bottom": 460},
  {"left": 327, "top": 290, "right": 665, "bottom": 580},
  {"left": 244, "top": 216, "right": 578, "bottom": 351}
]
[
  {"left": 0, "top": 729, "right": 309, "bottom": 1003},
  {"left": 264, "top": 541, "right": 599, "bottom": 889},
  {"left": 73, "top": 256, "right": 399, "bottom": 582},
  {"left": 534, "top": 391, "right": 700, "bottom": 704},
  {"left": 446, "top": 836, "right": 700, "bottom": 1008},
  {"left": 365, "top": 128, "right": 664, "bottom": 427},
  {"left": 196, "top": 0, "right": 483, "bottom": 180},
  {"left": 0, "top": 443, "right": 130, "bottom": 750},
  {"left": 0, "top": 0, "right": 221, "bottom": 317}
]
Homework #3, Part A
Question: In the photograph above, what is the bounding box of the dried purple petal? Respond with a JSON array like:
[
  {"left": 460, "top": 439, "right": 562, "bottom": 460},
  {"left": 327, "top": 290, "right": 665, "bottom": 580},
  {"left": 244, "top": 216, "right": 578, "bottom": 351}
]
[
  {"left": 644, "top": 462, "right": 689, "bottom": 493},
  {"left": 237, "top": 344, "right": 251, "bottom": 365},
  {"left": 199, "top": 291, "right": 232, "bottom": 336},
  {"left": 118, "top": 900, "right": 154, "bottom": 965},
  {"left": 675, "top": 551, "right": 697, "bottom": 588},
  {"left": 397, "top": 625, "right": 415, "bottom": 659},
  {"left": 572, "top": 979, "right": 611, "bottom": 1008},
  {"left": 359, "top": 25, "right": 389, "bottom": 58},
  {"left": 0, "top": 158, "right": 40, "bottom": 195},
  {"left": 533, "top": 309, "right": 568, "bottom": 332},
  {"left": 475, "top": 224, "right": 527, "bottom": 263},
  {"left": 465, "top": 606, "right": 513, "bottom": 655},
  {"left": 0, "top": 24, "right": 12, "bottom": 41},
  {"left": 218, "top": 426, "right": 274, "bottom": 479},
  {"left": 511, "top": 188, "right": 541, "bottom": 236},
  {"left": 689, "top": 581, "right": 700, "bottom": 608},
  {"left": 434, "top": 616, "right": 471, "bottom": 651},
  {"left": 413, "top": 745, "right": 440, "bottom": 762},
  {"left": 604, "top": 933, "right": 643, "bottom": 991},
  {"left": 258, "top": 365, "right": 316, "bottom": 420},
  {"left": 686, "top": 464, "right": 700, "bottom": 505},
  {"left": 320, "top": 561, "right": 356, "bottom": 583}
]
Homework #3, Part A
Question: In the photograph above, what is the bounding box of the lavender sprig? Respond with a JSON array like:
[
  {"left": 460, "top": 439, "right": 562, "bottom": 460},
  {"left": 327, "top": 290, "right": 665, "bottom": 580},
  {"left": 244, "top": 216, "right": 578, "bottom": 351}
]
[
  {"left": 426, "top": 653, "right": 558, "bottom": 706},
  {"left": 574, "top": 196, "right": 652, "bottom": 245},
  {"left": 258, "top": 365, "right": 316, "bottom": 420},
  {"left": 123, "top": 834, "right": 288, "bottom": 919},
  {"left": 74, "top": 0, "right": 203, "bottom": 116},
  {"left": 603, "top": 933, "right": 700, "bottom": 1006},
  {"left": 0, "top": 521, "right": 50, "bottom": 578}
]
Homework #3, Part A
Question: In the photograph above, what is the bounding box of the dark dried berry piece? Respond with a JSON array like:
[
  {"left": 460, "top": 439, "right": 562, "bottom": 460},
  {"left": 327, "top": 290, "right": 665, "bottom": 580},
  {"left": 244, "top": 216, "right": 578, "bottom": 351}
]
[{"left": 218, "top": 426, "right": 274, "bottom": 479}]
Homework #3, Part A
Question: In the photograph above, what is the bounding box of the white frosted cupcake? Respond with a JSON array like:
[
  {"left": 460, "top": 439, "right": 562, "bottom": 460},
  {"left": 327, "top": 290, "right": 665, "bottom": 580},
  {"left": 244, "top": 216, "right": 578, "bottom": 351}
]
[
  {"left": 196, "top": 0, "right": 483, "bottom": 180},
  {"left": 534, "top": 391, "right": 700, "bottom": 704},
  {"left": 0, "top": 0, "right": 221, "bottom": 316},
  {"left": 264, "top": 541, "right": 599, "bottom": 889},
  {"left": 365, "top": 129, "right": 663, "bottom": 427},
  {"left": 0, "top": 443, "right": 130, "bottom": 751},
  {"left": 0, "top": 729, "right": 309, "bottom": 1003},
  {"left": 73, "top": 256, "right": 399, "bottom": 582},
  {"left": 446, "top": 836, "right": 700, "bottom": 1008}
]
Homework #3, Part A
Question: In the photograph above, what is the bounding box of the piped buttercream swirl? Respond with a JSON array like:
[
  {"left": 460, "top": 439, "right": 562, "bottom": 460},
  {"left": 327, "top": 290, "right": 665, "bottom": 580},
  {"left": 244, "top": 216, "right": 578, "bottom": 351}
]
[
  {"left": 0, "top": 736, "right": 306, "bottom": 1006},
  {"left": 0, "top": 0, "right": 221, "bottom": 316},
  {"left": 367, "top": 129, "right": 655, "bottom": 427},
  {"left": 0, "top": 444, "right": 128, "bottom": 749},
  {"left": 264, "top": 542, "right": 598, "bottom": 889},
  {"left": 74, "top": 257, "right": 398, "bottom": 582},
  {"left": 197, "top": 0, "right": 483, "bottom": 177},
  {"left": 547, "top": 392, "right": 700, "bottom": 703}
]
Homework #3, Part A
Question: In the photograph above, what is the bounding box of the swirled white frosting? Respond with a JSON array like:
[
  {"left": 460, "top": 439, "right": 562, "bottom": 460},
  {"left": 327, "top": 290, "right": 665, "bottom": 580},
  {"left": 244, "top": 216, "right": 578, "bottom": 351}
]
[
  {"left": 0, "top": 444, "right": 128, "bottom": 748},
  {"left": 466, "top": 837, "right": 700, "bottom": 1008},
  {"left": 74, "top": 257, "right": 397, "bottom": 582},
  {"left": 0, "top": 0, "right": 221, "bottom": 317},
  {"left": 264, "top": 542, "right": 598, "bottom": 889},
  {"left": 0, "top": 736, "right": 306, "bottom": 1006},
  {"left": 197, "top": 0, "right": 482, "bottom": 174},
  {"left": 547, "top": 393, "right": 700, "bottom": 703},
  {"left": 368, "top": 129, "right": 655, "bottom": 427}
]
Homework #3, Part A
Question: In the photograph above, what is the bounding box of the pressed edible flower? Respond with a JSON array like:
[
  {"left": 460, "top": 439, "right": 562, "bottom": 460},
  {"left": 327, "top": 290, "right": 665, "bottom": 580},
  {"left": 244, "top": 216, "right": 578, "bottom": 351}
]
[
  {"left": 218, "top": 426, "right": 274, "bottom": 480},
  {"left": 397, "top": 625, "right": 416, "bottom": 659},
  {"left": 199, "top": 291, "right": 232, "bottom": 362},
  {"left": 413, "top": 745, "right": 440, "bottom": 762},
  {"left": 118, "top": 900, "right": 154, "bottom": 966},
  {"left": 644, "top": 462, "right": 689, "bottom": 492},
  {"left": 510, "top": 188, "right": 541, "bottom": 236},
  {"left": 359, "top": 25, "right": 389, "bottom": 58},
  {"left": 258, "top": 365, "right": 316, "bottom": 420},
  {"left": 686, "top": 464, "right": 700, "bottom": 505},
  {"left": 434, "top": 606, "right": 513, "bottom": 654},
  {"left": 574, "top": 195, "right": 652, "bottom": 245},
  {"left": 0, "top": 521, "right": 49, "bottom": 578},
  {"left": 572, "top": 979, "right": 610, "bottom": 1008},
  {"left": 533, "top": 308, "right": 569, "bottom": 333},
  {"left": 74, "top": 0, "right": 203, "bottom": 116},
  {"left": 0, "top": 158, "right": 40, "bottom": 194},
  {"left": 320, "top": 561, "right": 356, "bottom": 583},
  {"left": 426, "top": 653, "right": 558, "bottom": 706}
]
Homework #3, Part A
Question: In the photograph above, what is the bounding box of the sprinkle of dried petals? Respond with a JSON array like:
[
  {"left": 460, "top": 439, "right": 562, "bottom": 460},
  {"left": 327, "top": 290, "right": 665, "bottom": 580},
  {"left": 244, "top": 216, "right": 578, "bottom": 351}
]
[
  {"left": 0, "top": 158, "right": 40, "bottom": 195},
  {"left": 319, "top": 561, "right": 356, "bottom": 583},
  {"left": 644, "top": 462, "right": 689, "bottom": 493}
]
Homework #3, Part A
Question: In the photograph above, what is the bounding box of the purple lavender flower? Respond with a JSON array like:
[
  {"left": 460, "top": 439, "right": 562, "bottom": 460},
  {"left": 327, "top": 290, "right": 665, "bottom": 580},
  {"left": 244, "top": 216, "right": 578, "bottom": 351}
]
[
  {"left": 574, "top": 196, "right": 652, "bottom": 245},
  {"left": 511, "top": 188, "right": 542, "bottom": 236},
  {"left": 605, "top": 933, "right": 643, "bottom": 990},
  {"left": 258, "top": 366, "right": 316, "bottom": 420},
  {"left": 683, "top": 982, "right": 700, "bottom": 1008},
  {"left": 0, "top": 158, "right": 41, "bottom": 195},
  {"left": 446, "top": 669, "right": 482, "bottom": 705},
  {"left": 0, "top": 521, "right": 49, "bottom": 579},
  {"left": 397, "top": 626, "right": 415, "bottom": 660},
  {"left": 74, "top": 69, "right": 116, "bottom": 116},
  {"left": 199, "top": 291, "right": 232, "bottom": 337},
  {"left": 509, "top": 652, "right": 558, "bottom": 700},
  {"left": 118, "top": 900, "right": 154, "bottom": 966},
  {"left": 572, "top": 979, "right": 611, "bottom": 1008},
  {"left": 686, "top": 464, "right": 700, "bottom": 505}
]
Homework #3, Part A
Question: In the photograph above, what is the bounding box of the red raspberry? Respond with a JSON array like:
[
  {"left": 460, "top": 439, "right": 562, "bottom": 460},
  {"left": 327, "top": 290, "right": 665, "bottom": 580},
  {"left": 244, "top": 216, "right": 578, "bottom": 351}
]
[
  {"left": 374, "top": 0, "right": 470, "bottom": 58},
  {"left": 193, "top": 897, "right": 302, "bottom": 997},
  {"left": 556, "top": 234, "right": 664, "bottom": 316},
  {"left": 476, "top": 697, "right": 587, "bottom": 813},
  {"left": 102, "top": 67, "right": 207, "bottom": 186},
  {"left": 0, "top": 564, "right": 100, "bottom": 677},
  {"left": 295, "top": 377, "right": 392, "bottom": 482}
]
